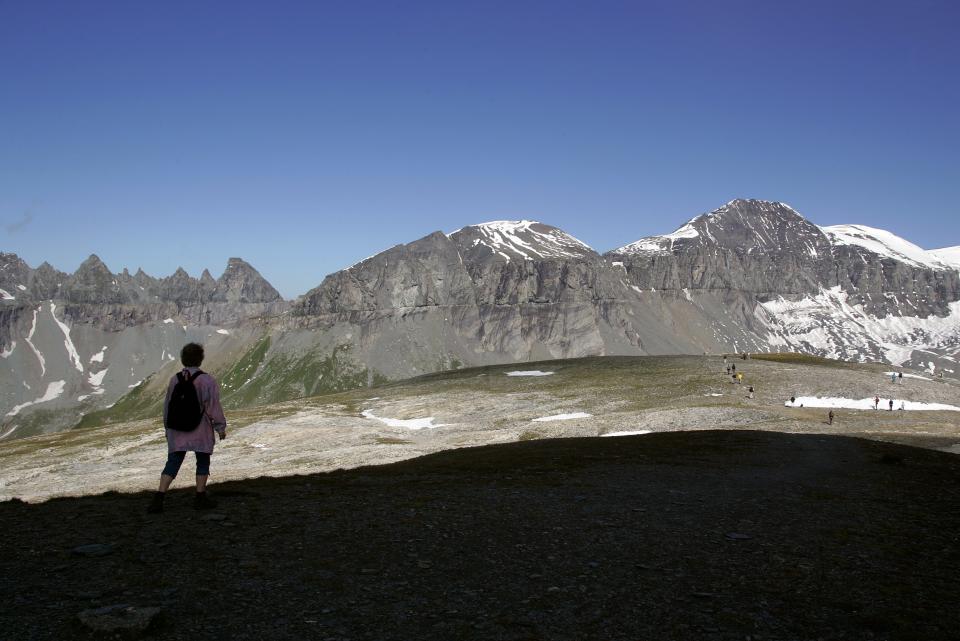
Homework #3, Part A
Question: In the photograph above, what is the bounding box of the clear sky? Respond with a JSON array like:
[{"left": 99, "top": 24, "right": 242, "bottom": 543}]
[{"left": 1, "top": 0, "right": 958, "bottom": 298}]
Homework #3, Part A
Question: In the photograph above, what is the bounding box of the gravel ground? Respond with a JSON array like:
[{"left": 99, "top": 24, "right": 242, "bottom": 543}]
[
  {"left": 2, "top": 356, "right": 959, "bottom": 503},
  {"left": 2, "top": 430, "right": 960, "bottom": 640}
]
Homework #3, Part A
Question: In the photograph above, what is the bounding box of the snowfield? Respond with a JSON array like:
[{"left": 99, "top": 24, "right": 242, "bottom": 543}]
[
  {"left": 532, "top": 412, "right": 592, "bottom": 422},
  {"left": 601, "top": 430, "right": 652, "bottom": 437},
  {"left": 757, "top": 287, "right": 960, "bottom": 365},
  {"left": 785, "top": 396, "right": 960, "bottom": 412},
  {"left": 6, "top": 380, "right": 67, "bottom": 417},
  {"left": 361, "top": 409, "right": 448, "bottom": 430},
  {"left": 506, "top": 370, "right": 554, "bottom": 377},
  {"left": 820, "top": 224, "right": 948, "bottom": 270}
]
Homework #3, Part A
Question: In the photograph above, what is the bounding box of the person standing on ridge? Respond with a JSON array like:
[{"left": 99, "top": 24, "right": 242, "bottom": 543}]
[
  {"left": 828, "top": 410, "right": 834, "bottom": 425},
  {"left": 898, "top": 372, "right": 903, "bottom": 384},
  {"left": 889, "top": 399, "right": 894, "bottom": 411},
  {"left": 148, "top": 343, "right": 227, "bottom": 513}
]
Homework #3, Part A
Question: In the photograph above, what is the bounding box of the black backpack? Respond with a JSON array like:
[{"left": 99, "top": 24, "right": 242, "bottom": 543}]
[{"left": 166, "top": 370, "right": 205, "bottom": 432}]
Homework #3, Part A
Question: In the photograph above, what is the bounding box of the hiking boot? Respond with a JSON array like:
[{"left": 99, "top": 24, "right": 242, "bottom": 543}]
[
  {"left": 147, "top": 492, "right": 165, "bottom": 514},
  {"left": 193, "top": 492, "right": 218, "bottom": 510}
]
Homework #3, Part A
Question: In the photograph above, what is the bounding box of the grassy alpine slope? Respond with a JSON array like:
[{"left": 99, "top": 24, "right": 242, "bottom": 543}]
[{"left": 74, "top": 332, "right": 388, "bottom": 429}]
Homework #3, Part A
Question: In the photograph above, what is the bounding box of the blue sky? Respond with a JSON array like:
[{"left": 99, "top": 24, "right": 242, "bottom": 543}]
[{"left": 1, "top": 0, "right": 958, "bottom": 298}]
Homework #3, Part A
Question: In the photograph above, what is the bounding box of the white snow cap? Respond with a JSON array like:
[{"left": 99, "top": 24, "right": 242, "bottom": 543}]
[
  {"left": 451, "top": 220, "right": 595, "bottom": 261},
  {"left": 929, "top": 246, "right": 960, "bottom": 271},
  {"left": 615, "top": 221, "right": 698, "bottom": 255},
  {"left": 820, "top": 224, "right": 948, "bottom": 269}
]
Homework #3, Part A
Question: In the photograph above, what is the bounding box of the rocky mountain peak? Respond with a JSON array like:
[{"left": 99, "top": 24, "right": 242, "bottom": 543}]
[
  {"left": 611, "top": 199, "right": 830, "bottom": 258},
  {"left": 449, "top": 220, "right": 597, "bottom": 264},
  {"left": 0, "top": 253, "right": 32, "bottom": 299},
  {"left": 77, "top": 254, "right": 109, "bottom": 271},
  {"left": 63, "top": 254, "right": 125, "bottom": 304},
  {"left": 211, "top": 258, "right": 283, "bottom": 304}
]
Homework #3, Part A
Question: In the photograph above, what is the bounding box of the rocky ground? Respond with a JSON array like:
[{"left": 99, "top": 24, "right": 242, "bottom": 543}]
[
  {"left": 2, "top": 355, "right": 959, "bottom": 503},
  {"left": 2, "top": 429, "right": 960, "bottom": 640}
]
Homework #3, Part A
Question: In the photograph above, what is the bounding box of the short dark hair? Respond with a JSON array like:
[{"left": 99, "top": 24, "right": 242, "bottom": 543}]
[{"left": 181, "top": 343, "right": 204, "bottom": 367}]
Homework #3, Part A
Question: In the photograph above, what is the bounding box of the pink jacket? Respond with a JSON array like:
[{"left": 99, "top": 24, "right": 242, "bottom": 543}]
[{"left": 163, "top": 367, "right": 227, "bottom": 454}]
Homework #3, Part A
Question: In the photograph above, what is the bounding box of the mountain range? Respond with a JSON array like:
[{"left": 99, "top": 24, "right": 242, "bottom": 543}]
[{"left": 2, "top": 198, "right": 959, "bottom": 439}]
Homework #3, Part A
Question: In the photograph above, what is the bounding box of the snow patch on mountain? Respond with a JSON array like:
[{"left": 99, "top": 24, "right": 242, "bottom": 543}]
[
  {"left": 90, "top": 346, "right": 107, "bottom": 363},
  {"left": 757, "top": 287, "right": 960, "bottom": 365},
  {"left": 450, "top": 220, "right": 595, "bottom": 262},
  {"left": 88, "top": 368, "right": 108, "bottom": 387},
  {"left": 1, "top": 341, "right": 14, "bottom": 358},
  {"left": 615, "top": 216, "right": 702, "bottom": 255},
  {"left": 6, "top": 380, "right": 66, "bottom": 417},
  {"left": 24, "top": 307, "right": 45, "bottom": 376},
  {"left": 821, "top": 224, "right": 947, "bottom": 269},
  {"left": 50, "top": 303, "right": 84, "bottom": 373},
  {"left": 929, "top": 246, "right": 960, "bottom": 271},
  {"left": 360, "top": 409, "right": 448, "bottom": 429},
  {"left": 0, "top": 288, "right": 14, "bottom": 300}
]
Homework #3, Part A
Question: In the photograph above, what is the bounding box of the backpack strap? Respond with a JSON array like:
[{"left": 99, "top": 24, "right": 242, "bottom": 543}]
[{"left": 185, "top": 370, "right": 208, "bottom": 421}]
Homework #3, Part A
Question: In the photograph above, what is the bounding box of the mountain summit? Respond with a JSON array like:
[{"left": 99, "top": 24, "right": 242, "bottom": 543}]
[
  {"left": 611, "top": 199, "right": 831, "bottom": 258},
  {"left": 449, "top": 220, "right": 597, "bottom": 263}
]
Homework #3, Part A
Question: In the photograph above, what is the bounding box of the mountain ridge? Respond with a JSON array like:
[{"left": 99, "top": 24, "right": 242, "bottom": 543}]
[{"left": 3, "top": 198, "right": 960, "bottom": 440}]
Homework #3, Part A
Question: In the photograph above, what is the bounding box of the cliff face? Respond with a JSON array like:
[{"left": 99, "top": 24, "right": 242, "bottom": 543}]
[{"left": 291, "top": 200, "right": 960, "bottom": 379}]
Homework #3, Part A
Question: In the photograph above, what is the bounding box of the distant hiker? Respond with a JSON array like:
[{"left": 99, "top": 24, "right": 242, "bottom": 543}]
[
  {"left": 726, "top": 365, "right": 731, "bottom": 375},
  {"left": 898, "top": 372, "right": 903, "bottom": 384},
  {"left": 891, "top": 372, "right": 896, "bottom": 384},
  {"left": 900, "top": 401, "right": 906, "bottom": 411},
  {"left": 748, "top": 385, "right": 754, "bottom": 399},
  {"left": 736, "top": 372, "right": 743, "bottom": 384},
  {"left": 148, "top": 343, "right": 227, "bottom": 514},
  {"left": 731, "top": 364, "right": 736, "bottom": 373},
  {"left": 874, "top": 396, "right": 880, "bottom": 410},
  {"left": 790, "top": 395, "right": 796, "bottom": 405},
  {"left": 888, "top": 399, "right": 894, "bottom": 411},
  {"left": 828, "top": 410, "right": 834, "bottom": 425}
]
